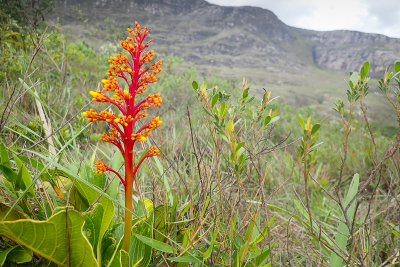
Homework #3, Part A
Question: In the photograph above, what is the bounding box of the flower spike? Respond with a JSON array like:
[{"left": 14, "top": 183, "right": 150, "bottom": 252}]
[{"left": 82, "top": 21, "right": 163, "bottom": 251}]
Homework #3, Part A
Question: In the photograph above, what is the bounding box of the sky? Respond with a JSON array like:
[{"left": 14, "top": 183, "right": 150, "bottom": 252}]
[{"left": 207, "top": 0, "right": 400, "bottom": 38}]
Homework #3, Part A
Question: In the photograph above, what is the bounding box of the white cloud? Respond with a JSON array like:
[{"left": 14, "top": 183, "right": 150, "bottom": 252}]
[{"left": 206, "top": 0, "right": 400, "bottom": 38}]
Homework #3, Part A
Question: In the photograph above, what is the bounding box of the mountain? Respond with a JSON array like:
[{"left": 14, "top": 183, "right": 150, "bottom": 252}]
[
  {"left": 54, "top": 0, "right": 400, "bottom": 74},
  {"left": 50, "top": 0, "right": 399, "bottom": 126}
]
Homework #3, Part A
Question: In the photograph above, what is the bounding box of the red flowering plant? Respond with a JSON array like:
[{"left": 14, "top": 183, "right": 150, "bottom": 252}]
[{"left": 83, "top": 22, "right": 162, "bottom": 251}]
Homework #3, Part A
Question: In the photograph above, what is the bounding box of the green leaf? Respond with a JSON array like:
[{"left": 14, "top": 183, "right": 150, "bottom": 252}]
[
  {"left": 298, "top": 117, "right": 305, "bottom": 129},
  {"left": 0, "top": 164, "right": 17, "bottom": 185},
  {"left": 0, "top": 141, "right": 11, "bottom": 168},
  {"left": 0, "top": 245, "right": 32, "bottom": 265},
  {"left": 395, "top": 62, "right": 400, "bottom": 74},
  {"left": 293, "top": 200, "right": 334, "bottom": 249},
  {"left": 129, "top": 223, "right": 152, "bottom": 267},
  {"left": 235, "top": 142, "right": 245, "bottom": 152},
  {"left": 120, "top": 250, "right": 130, "bottom": 267},
  {"left": 0, "top": 208, "right": 97, "bottom": 266},
  {"left": 133, "top": 233, "right": 173, "bottom": 254},
  {"left": 6, "top": 245, "right": 33, "bottom": 264},
  {"left": 73, "top": 179, "right": 115, "bottom": 250},
  {"left": 237, "top": 213, "right": 256, "bottom": 264},
  {"left": 211, "top": 94, "right": 219, "bottom": 108},
  {"left": 13, "top": 155, "right": 35, "bottom": 197},
  {"left": 329, "top": 173, "right": 359, "bottom": 267},
  {"left": 254, "top": 245, "right": 270, "bottom": 266},
  {"left": 264, "top": 116, "right": 271, "bottom": 126},
  {"left": 311, "top": 124, "right": 320, "bottom": 135},
  {"left": 204, "top": 226, "right": 218, "bottom": 260},
  {"left": 18, "top": 156, "right": 53, "bottom": 183},
  {"left": 360, "top": 62, "right": 369, "bottom": 80},
  {"left": 251, "top": 216, "right": 274, "bottom": 245},
  {"left": 83, "top": 203, "right": 104, "bottom": 255},
  {"left": 168, "top": 255, "right": 202, "bottom": 263},
  {"left": 242, "top": 88, "right": 249, "bottom": 99},
  {"left": 227, "top": 119, "right": 234, "bottom": 133},
  {"left": 105, "top": 237, "right": 124, "bottom": 267},
  {"left": 220, "top": 102, "right": 227, "bottom": 117},
  {"left": 0, "top": 246, "right": 15, "bottom": 266},
  {"left": 192, "top": 81, "right": 198, "bottom": 90},
  {"left": 0, "top": 203, "right": 27, "bottom": 221}
]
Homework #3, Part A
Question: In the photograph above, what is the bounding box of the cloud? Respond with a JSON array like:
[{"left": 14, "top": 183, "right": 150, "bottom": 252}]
[{"left": 206, "top": 0, "right": 400, "bottom": 37}]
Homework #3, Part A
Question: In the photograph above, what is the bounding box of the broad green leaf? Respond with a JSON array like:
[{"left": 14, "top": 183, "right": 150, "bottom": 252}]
[
  {"left": 360, "top": 62, "right": 369, "bottom": 80},
  {"left": 235, "top": 142, "right": 245, "bottom": 152},
  {"left": 135, "top": 198, "right": 154, "bottom": 217},
  {"left": 0, "top": 164, "right": 17, "bottom": 185},
  {"left": 152, "top": 205, "right": 169, "bottom": 241},
  {"left": 129, "top": 222, "right": 152, "bottom": 267},
  {"left": 133, "top": 233, "right": 173, "bottom": 253},
  {"left": 330, "top": 173, "right": 359, "bottom": 267},
  {"left": 311, "top": 124, "right": 320, "bottom": 135},
  {"left": 83, "top": 203, "right": 104, "bottom": 255},
  {"left": 6, "top": 245, "right": 33, "bottom": 264},
  {"left": 73, "top": 179, "right": 115, "bottom": 250},
  {"left": 18, "top": 156, "right": 54, "bottom": 184},
  {"left": 192, "top": 81, "right": 198, "bottom": 90},
  {"left": 0, "top": 246, "right": 15, "bottom": 266},
  {"left": 120, "top": 250, "right": 130, "bottom": 267},
  {"left": 264, "top": 116, "right": 271, "bottom": 126},
  {"left": 0, "top": 141, "right": 11, "bottom": 168},
  {"left": 13, "top": 155, "right": 35, "bottom": 197},
  {"left": 242, "top": 88, "right": 249, "bottom": 99},
  {"left": 80, "top": 162, "right": 106, "bottom": 190},
  {"left": 106, "top": 237, "right": 124, "bottom": 267},
  {"left": 211, "top": 94, "right": 219, "bottom": 108},
  {"left": 101, "top": 234, "right": 117, "bottom": 266},
  {"left": 0, "top": 203, "right": 26, "bottom": 221},
  {"left": 298, "top": 117, "right": 305, "bottom": 129},
  {"left": 395, "top": 62, "right": 400, "bottom": 74},
  {"left": 0, "top": 208, "right": 97, "bottom": 266}
]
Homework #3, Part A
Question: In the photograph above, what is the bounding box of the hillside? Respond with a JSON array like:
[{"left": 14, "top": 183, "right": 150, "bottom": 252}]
[
  {"left": 50, "top": 0, "right": 399, "bottom": 125},
  {"left": 54, "top": 0, "right": 400, "bottom": 74}
]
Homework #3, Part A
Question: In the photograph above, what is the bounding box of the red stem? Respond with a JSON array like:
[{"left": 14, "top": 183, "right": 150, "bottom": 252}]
[
  {"left": 106, "top": 167, "right": 125, "bottom": 185},
  {"left": 123, "top": 141, "right": 134, "bottom": 251}
]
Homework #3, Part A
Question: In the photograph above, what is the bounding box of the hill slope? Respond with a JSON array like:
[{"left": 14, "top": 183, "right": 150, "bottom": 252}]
[
  {"left": 54, "top": 0, "right": 400, "bottom": 74},
  {"left": 51, "top": 0, "right": 399, "bottom": 126}
]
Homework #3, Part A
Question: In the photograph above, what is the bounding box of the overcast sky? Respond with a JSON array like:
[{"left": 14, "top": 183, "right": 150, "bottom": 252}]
[{"left": 207, "top": 0, "right": 400, "bottom": 38}]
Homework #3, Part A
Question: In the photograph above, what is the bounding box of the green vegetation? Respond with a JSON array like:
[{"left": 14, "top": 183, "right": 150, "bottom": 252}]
[{"left": 0, "top": 5, "right": 400, "bottom": 267}]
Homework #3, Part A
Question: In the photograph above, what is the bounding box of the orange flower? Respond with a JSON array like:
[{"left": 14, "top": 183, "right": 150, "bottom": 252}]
[{"left": 83, "top": 22, "right": 162, "bottom": 185}]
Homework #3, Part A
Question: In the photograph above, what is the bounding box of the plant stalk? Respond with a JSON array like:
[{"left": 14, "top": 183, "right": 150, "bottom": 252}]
[{"left": 123, "top": 148, "right": 134, "bottom": 251}]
